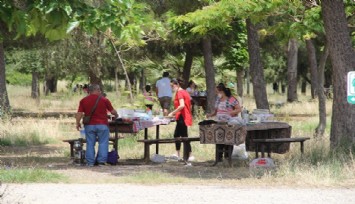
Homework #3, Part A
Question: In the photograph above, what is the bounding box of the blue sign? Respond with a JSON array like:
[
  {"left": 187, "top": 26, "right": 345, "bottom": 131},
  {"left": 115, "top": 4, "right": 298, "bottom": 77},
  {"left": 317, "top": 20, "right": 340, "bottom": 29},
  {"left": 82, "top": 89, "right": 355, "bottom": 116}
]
[{"left": 348, "top": 71, "right": 355, "bottom": 104}]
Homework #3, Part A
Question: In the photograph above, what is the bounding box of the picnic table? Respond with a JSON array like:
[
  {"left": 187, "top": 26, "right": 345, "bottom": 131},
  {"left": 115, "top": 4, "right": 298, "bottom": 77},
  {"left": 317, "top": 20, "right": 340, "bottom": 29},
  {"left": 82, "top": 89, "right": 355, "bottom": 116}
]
[
  {"left": 108, "top": 118, "right": 172, "bottom": 161},
  {"left": 199, "top": 121, "right": 309, "bottom": 165}
]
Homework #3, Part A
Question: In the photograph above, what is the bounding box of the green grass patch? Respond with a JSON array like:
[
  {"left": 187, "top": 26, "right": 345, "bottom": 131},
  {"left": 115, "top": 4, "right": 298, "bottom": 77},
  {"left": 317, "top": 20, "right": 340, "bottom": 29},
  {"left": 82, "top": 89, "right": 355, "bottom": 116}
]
[
  {"left": 0, "top": 168, "right": 67, "bottom": 183},
  {"left": 0, "top": 131, "right": 54, "bottom": 146}
]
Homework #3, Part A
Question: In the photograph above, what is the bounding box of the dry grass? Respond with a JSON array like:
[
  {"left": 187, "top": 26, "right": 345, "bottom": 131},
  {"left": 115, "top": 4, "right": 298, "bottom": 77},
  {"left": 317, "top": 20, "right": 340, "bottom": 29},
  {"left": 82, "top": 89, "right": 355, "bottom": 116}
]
[{"left": 2, "top": 84, "right": 355, "bottom": 187}]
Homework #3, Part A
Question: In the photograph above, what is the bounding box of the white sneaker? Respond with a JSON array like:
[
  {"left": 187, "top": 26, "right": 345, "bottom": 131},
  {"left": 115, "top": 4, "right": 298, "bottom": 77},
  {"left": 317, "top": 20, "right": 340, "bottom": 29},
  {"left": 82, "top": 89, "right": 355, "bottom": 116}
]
[
  {"left": 170, "top": 154, "right": 179, "bottom": 160},
  {"left": 184, "top": 162, "right": 192, "bottom": 167},
  {"left": 188, "top": 156, "right": 195, "bottom": 162}
]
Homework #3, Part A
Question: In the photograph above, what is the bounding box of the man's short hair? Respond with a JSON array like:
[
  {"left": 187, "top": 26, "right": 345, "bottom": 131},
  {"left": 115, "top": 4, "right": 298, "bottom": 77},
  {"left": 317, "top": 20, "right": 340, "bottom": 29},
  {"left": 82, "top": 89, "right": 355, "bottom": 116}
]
[
  {"left": 163, "top": 72, "right": 169, "bottom": 77},
  {"left": 88, "top": 84, "right": 101, "bottom": 93}
]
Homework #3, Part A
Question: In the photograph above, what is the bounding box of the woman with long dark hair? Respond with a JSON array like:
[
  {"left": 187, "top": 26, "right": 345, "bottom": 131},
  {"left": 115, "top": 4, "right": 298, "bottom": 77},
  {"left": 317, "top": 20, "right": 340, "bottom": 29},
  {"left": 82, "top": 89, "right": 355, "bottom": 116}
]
[
  {"left": 168, "top": 78, "right": 194, "bottom": 164},
  {"left": 207, "top": 83, "right": 242, "bottom": 162}
]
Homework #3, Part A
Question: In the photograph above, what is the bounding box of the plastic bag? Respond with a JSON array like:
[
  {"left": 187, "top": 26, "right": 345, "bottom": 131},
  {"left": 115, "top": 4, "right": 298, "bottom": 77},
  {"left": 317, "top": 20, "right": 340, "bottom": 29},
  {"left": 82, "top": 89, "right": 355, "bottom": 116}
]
[
  {"left": 150, "top": 154, "right": 166, "bottom": 163},
  {"left": 231, "top": 143, "right": 248, "bottom": 160}
]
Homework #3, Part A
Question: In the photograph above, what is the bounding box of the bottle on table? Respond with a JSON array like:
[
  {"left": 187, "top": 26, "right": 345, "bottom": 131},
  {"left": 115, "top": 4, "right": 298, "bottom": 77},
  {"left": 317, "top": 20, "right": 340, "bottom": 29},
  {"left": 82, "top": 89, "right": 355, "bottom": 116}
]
[
  {"left": 159, "top": 109, "right": 163, "bottom": 118},
  {"left": 79, "top": 128, "right": 86, "bottom": 138}
]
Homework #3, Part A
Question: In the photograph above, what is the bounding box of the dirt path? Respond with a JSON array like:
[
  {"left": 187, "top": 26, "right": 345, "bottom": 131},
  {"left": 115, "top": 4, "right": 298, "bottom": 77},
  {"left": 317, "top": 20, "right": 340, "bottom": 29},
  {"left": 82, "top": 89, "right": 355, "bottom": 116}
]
[{"left": 1, "top": 183, "right": 355, "bottom": 204}]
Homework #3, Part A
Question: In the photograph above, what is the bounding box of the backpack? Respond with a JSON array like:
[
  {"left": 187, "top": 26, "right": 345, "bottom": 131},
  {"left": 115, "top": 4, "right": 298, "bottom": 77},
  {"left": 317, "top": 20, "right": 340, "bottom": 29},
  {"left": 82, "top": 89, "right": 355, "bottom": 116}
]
[{"left": 107, "top": 149, "right": 119, "bottom": 165}]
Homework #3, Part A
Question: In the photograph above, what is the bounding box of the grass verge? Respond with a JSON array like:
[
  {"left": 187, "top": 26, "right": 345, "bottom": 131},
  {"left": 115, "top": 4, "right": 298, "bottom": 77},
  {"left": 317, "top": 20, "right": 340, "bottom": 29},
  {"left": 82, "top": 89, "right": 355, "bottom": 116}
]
[{"left": 0, "top": 168, "right": 67, "bottom": 183}]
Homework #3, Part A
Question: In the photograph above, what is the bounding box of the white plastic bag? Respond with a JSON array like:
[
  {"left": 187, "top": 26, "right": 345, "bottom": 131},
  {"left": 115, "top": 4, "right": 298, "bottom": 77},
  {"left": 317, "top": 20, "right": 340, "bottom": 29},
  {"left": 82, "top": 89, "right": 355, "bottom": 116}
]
[
  {"left": 231, "top": 143, "right": 248, "bottom": 160},
  {"left": 249, "top": 157, "right": 275, "bottom": 168},
  {"left": 228, "top": 117, "right": 246, "bottom": 125},
  {"left": 150, "top": 154, "right": 166, "bottom": 163}
]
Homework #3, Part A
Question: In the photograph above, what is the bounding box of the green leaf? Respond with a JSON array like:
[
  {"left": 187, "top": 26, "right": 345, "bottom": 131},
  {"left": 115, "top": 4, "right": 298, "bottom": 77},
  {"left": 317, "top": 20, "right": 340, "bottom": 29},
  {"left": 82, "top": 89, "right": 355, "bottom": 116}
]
[{"left": 66, "top": 21, "right": 80, "bottom": 33}]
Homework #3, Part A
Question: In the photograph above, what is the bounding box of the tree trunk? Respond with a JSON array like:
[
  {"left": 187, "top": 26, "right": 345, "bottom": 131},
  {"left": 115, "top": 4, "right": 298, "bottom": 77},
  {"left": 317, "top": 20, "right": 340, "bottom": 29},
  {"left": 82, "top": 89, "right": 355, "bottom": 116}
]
[
  {"left": 44, "top": 76, "right": 57, "bottom": 95},
  {"left": 281, "top": 84, "right": 286, "bottom": 94},
  {"left": 114, "top": 66, "right": 120, "bottom": 97},
  {"left": 110, "top": 39, "right": 133, "bottom": 103},
  {"left": 182, "top": 44, "right": 194, "bottom": 89},
  {"left": 236, "top": 69, "right": 244, "bottom": 97},
  {"left": 140, "top": 69, "right": 145, "bottom": 92},
  {"left": 31, "top": 71, "right": 40, "bottom": 99},
  {"left": 0, "top": 42, "right": 11, "bottom": 116},
  {"left": 315, "top": 44, "right": 329, "bottom": 137},
  {"left": 322, "top": 0, "right": 355, "bottom": 146},
  {"left": 306, "top": 39, "right": 319, "bottom": 99},
  {"left": 246, "top": 19, "right": 269, "bottom": 109},
  {"left": 246, "top": 69, "right": 250, "bottom": 95},
  {"left": 301, "top": 79, "right": 307, "bottom": 95},
  {"left": 202, "top": 37, "right": 216, "bottom": 114},
  {"left": 88, "top": 70, "right": 103, "bottom": 88},
  {"left": 287, "top": 38, "right": 299, "bottom": 102}
]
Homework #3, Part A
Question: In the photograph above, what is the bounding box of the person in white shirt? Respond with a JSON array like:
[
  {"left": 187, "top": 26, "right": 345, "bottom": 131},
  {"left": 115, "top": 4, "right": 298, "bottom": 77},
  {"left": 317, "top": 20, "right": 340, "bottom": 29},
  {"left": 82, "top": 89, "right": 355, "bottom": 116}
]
[{"left": 155, "top": 72, "right": 172, "bottom": 116}]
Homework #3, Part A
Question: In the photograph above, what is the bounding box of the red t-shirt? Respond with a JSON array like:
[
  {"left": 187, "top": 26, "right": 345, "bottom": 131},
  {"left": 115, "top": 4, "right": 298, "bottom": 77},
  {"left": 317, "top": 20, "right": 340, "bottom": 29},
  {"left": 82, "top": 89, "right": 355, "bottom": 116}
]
[
  {"left": 174, "top": 89, "right": 193, "bottom": 126},
  {"left": 77, "top": 94, "right": 115, "bottom": 125}
]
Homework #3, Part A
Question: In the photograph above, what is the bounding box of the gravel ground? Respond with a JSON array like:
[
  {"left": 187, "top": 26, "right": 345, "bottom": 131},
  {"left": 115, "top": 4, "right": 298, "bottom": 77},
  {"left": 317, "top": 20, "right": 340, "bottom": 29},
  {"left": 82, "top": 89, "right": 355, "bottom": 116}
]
[{"left": 1, "top": 183, "right": 355, "bottom": 204}]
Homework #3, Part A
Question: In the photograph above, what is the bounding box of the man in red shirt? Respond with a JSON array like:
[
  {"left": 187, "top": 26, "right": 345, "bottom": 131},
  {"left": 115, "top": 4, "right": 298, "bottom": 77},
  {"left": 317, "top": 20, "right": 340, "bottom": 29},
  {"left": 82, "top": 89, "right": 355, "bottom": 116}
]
[{"left": 76, "top": 84, "right": 118, "bottom": 166}]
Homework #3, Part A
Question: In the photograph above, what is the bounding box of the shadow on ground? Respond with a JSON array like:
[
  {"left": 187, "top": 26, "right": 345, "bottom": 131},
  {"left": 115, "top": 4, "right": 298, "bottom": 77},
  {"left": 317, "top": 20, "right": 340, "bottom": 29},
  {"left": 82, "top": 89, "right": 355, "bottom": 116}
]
[{"left": 0, "top": 144, "right": 256, "bottom": 183}]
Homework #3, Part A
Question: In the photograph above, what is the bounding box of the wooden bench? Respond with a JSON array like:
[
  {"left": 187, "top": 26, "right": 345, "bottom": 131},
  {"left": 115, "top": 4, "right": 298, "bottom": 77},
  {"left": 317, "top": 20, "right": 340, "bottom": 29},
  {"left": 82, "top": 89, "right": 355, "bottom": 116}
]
[
  {"left": 252, "top": 137, "right": 310, "bottom": 158},
  {"left": 63, "top": 137, "right": 119, "bottom": 158},
  {"left": 137, "top": 137, "right": 200, "bottom": 162}
]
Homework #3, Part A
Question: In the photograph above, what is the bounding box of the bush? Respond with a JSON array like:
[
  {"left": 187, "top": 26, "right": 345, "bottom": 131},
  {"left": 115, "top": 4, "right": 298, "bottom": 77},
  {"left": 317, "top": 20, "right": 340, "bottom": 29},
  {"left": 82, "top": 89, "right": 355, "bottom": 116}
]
[{"left": 6, "top": 70, "right": 32, "bottom": 86}]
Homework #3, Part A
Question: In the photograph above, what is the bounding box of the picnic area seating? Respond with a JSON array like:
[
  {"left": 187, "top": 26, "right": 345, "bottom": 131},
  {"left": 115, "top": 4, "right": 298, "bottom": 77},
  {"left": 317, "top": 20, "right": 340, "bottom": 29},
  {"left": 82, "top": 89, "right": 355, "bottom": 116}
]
[
  {"left": 137, "top": 137, "right": 200, "bottom": 162},
  {"left": 252, "top": 137, "right": 310, "bottom": 158},
  {"left": 63, "top": 137, "right": 119, "bottom": 158}
]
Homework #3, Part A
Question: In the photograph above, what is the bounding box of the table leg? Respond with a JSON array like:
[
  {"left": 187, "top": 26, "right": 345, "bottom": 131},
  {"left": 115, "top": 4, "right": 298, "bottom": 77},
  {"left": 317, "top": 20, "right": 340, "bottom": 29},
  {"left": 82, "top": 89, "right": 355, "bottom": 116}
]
[
  {"left": 301, "top": 141, "right": 304, "bottom": 154},
  {"left": 255, "top": 142, "right": 259, "bottom": 158},
  {"left": 144, "top": 128, "right": 148, "bottom": 140},
  {"left": 156, "top": 125, "right": 159, "bottom": 154},
  {"left": 70, "top": 142, "right": 74, "bottom": 158},
  {"left": 267, "top": 143, "right": 271, "bottom": 158},
  {"left": 212, "top": 144, "right": 219, "bottom": 166},
  {"left": 261, "top": 143, "right": 265, "bottom": 158},
  {"left": 114, "top": 124, "right": 118, "bottom": 151},
  {"left": 144, "top": 143, "right": 150, "bottom": 163},
  {"left": 228, "top": 145, "right": 233, "bottom": 167}
]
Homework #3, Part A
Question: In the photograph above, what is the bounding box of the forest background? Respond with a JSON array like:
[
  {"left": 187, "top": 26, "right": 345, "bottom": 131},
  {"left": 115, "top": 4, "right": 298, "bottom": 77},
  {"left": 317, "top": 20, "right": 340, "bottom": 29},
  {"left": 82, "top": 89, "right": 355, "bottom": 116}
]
[{"left": 0, "top": 0, "right": 355, "bottom": 181}]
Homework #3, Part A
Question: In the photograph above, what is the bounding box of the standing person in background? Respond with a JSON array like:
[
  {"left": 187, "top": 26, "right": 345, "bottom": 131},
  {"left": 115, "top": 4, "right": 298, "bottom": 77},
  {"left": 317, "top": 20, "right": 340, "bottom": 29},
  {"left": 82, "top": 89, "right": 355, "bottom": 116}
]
[
  {"left": 168, "top": 78, "right": 194, "bottom": 165},
  {"left": 156, "top": 72, "right": 172, "bottom": 116},
  {"left": 186, "top": 80, "right": 198, "bottom": 115},
  {"left": 207, "top": 83, "right": 242, "bottom": 162},
  {"left": 186, "top": 80, "right": 198, "bottom": 97},
  {"left": 143, "top": 84, "right": 154, "bottom": 114},
  {"left": 76, "top": 84, "right": 118, "bottom": 167},
  {"left": 82, "top": 84, "right": 89, "bottom": 94}
]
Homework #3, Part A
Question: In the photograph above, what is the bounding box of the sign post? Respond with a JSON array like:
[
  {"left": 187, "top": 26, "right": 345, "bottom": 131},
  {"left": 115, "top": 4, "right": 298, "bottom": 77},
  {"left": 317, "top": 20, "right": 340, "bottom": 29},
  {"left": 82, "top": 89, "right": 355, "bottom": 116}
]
[{"left": 347, "top": 71, "right": 355, "bottom": 104}]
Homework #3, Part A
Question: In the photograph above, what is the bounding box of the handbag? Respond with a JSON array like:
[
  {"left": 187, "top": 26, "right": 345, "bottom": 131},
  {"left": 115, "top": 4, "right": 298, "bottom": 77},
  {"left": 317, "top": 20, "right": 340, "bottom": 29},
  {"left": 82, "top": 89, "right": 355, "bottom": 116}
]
[
  {"left": 82, "top": 95, "right": 102, "bottom": 125},
  {"left": 107, "top": 149, "right": 119, "bottom": 165}
]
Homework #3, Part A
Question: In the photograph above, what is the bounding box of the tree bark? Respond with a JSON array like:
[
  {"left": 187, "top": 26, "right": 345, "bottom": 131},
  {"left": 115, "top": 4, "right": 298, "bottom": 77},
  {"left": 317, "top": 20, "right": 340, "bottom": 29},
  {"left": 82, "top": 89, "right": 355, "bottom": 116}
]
[
  {"left": 0, "top": 42, "right": 11, "bottom": 116},
  {"left": 315, "top": 44, "right": 329, "bottom": 138},
  {"left": 44, "top": 76, "right": 57, "bottom": 95},
  {"left": 31, "top": 71, "right": 40, "bottom": 99},
  {"left": 301, "top": 79, "right": 307, "bottom": 95},
  {"left": 182, "top": 44, "right": 194, "bottom": 89},
  {"left": 202, "top": 37, "right": 216, "bottom": 114},
  {"left": 246, "top": 19, "right": 269, "bottom": 109},
  {"left": 287, "top": 38, "right": 299, "bottom": 102},
  {"left": 246, "top": 69, "right": 250, "bottom": 95},
  {"left": 322, "top": 0, "right": 355, "bottom": 146},
  {"left": 306, "top": 39, "right": 319, "bottom": 99},
  {"left": 236, "top": 69, "right": 244, "bottom": 97}
]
